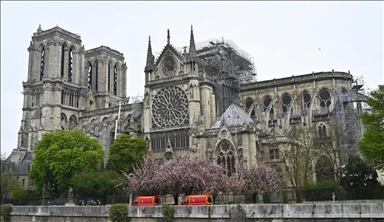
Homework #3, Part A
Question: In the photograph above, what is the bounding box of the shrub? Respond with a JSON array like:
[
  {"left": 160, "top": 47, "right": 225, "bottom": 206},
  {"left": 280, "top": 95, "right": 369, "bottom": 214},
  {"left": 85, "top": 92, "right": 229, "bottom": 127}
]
[
  {"left": 109, "top": 204, "right": 128, "bottom": 222},
  {"left": 1, "top": 204, "right": 12, "bottom": 222},
  {"left": 162, "top": 204, "right": 175, "bottom": 222},
  {"left": 304, "top": 180, "right": 336, "bottom": 201}
]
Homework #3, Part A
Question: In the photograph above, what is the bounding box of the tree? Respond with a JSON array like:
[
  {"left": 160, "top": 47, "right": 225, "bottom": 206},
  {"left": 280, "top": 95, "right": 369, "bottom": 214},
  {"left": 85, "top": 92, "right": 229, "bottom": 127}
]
[
  {"left": 124, "top": 154, "right": 226, "bottom": 205},
  {"left": 70, "top": 170, "right": 123, "bottom": 198},
  {"left": 1, "top": 153, "right": 14, "bottom": 204},
  {"left": 158, "top": 155, "right": 225, "bottom": 204},
  {"left": 237, "top": 163, "right": 283, "bottom": 203},
  {"left": 359, "top": 85, "right": 384, "bottom": 170},
  {"left": 108, "top": 134, "right": 147, "bottom": 174},
  {"left": 29, "top": 130, "right": 105, "bottom": 197},
  {"left": 280, "top": 125, "right": 318, "bottom": 203},
  {"left": 122, "top": 154, "right": 162, "bottom": 197},
  {"left": 340, "top": 155, "right": 380, "bottom": 199}
]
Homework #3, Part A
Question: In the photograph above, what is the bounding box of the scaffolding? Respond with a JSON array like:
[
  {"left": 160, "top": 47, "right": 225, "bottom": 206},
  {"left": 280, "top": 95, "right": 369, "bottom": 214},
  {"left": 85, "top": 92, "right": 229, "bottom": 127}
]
[
  {"left": 154, "top": 37, "right": 257, "bottom": 116},
  {"left": 195, "top": 38, "right": 257, "bottom": 116},
  {"left": 331, "top": 75, "right": 369, "bottom": 165}
]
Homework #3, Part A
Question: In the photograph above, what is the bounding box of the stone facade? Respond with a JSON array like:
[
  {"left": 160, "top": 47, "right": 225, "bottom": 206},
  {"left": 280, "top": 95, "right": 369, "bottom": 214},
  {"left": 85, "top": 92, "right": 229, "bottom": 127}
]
[{"left": 6, "top": 25, "right": 367, "bottom": 191}]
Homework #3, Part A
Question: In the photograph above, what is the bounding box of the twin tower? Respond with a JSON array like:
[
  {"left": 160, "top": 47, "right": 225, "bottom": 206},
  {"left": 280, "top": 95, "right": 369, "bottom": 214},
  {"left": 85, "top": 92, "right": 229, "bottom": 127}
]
[{"left": 18, "top": 25, "right": 128, "bottom": 151}]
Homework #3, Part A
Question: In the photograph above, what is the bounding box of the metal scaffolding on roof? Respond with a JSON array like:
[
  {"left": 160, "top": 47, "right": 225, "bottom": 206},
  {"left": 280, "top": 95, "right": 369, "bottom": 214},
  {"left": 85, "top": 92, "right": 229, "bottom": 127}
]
[{"left": 195, "top": 37, "right": 257, "bottom": 116}]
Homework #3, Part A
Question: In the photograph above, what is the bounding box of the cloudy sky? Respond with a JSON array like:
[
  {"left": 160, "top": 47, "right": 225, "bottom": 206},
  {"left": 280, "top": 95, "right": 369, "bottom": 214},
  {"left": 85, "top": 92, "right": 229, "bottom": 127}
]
[{"left": 1, "top": 2, "right": 383, "bottom": 157}]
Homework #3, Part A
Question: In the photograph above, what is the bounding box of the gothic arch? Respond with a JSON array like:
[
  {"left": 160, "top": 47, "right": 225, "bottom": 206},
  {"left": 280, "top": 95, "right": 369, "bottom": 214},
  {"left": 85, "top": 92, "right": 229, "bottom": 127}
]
[
  {"left": 301, "top": 90, "right": 312, "bottom": 110},
  {"left": 216, "top": 139, "right": 236, "bottom": 177},
  {"left": 68, "top": 115, "right": 77, "bottom": 130},
  {"left": 281, "top": 92, "right": 292, "bottom": 113},
  {"left": 318, "top": 87, "right": 332, "bottom": 108},
  {"left": 68, "top": 44, "right": 78, "bottom": 53},
  {"left": 113, "top": 62, "right": 120, "bottom": 95},
  {"left": 315, "top": 155, "right": 334, "bottom": 181},
  {"left": 38, "top": 43, "right": 46, "bottom": 81},
  {"left": 60, "top": 113, "right": 68, "bottom": 130}
]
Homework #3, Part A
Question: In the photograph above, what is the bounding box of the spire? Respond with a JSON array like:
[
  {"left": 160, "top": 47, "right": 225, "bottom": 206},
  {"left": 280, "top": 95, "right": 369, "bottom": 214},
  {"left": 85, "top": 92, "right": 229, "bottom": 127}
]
[
  {"left": 189, "top": 25, "right": 196, "bottom": 54},
  {"left": 37, "top": 24, "right": 42, "bottom": 33},
  {"left": 145, "top": 36, "right": 154, "bottom": 69},
  {"left": 167, "top": 29, "right": 170, "bottom": 45}
]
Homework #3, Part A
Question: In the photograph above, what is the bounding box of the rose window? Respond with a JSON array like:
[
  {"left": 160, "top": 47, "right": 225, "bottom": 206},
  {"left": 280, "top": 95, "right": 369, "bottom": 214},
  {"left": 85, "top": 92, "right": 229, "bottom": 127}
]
[{"left": 152, "top": 86, "right": 189, "bottom": 128}]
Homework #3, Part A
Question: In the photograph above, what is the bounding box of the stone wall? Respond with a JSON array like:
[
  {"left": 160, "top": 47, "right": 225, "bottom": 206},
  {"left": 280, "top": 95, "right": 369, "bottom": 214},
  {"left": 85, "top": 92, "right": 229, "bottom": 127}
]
[{"left": 9, "top": 203, "right": 384, "bottom": 222}]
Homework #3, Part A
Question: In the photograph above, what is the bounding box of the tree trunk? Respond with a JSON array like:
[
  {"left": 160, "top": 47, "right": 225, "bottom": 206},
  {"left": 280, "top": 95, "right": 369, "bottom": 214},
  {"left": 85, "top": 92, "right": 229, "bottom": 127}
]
[
  {"left": 173, "top": 194, "right": 179, "bottom": 205},
  {"left": 294, "top": 187, "right": 302, "bottom": 203},
  {"left": 251, "top": 193, "right": 258, "bottom": 203}
]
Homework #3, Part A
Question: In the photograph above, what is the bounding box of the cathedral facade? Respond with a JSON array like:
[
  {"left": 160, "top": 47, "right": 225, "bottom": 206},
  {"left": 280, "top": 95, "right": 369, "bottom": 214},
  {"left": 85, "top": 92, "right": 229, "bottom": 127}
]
[{"left": 7, "top": 25, "right": 366, "bottom": 190}]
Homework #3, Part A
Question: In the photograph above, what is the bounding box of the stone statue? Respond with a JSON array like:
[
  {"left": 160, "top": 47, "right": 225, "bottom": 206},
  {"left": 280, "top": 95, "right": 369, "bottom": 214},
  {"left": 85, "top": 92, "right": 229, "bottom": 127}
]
[{"left": 68, "top": 186, "right": 73, "bottom": 199}]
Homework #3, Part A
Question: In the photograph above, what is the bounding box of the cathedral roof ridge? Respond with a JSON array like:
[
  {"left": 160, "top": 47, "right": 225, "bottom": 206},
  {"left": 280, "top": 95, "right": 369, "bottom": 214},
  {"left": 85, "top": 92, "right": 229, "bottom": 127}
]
[
  {"left": 85, "top": 45, "right": 124, "bottom": 57},
  {"left": 33, "top": 25, "right": 81, "bottom": 40}
]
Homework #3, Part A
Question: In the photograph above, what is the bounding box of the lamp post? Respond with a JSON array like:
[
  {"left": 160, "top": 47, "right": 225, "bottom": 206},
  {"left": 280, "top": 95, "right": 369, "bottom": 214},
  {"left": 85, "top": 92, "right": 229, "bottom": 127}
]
[{"left": 42, "top": 185, "right": 45, "bottom": 206}]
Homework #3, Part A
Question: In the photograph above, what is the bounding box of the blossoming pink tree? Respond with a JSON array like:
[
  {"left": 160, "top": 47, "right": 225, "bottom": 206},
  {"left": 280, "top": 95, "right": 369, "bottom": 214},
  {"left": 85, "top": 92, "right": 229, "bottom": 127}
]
[
  {"left": 237, "top": 163, "right": 283, "bottom": 203},
  {"left": 123, "top": 154, "right": 226, "bottom": 205}
]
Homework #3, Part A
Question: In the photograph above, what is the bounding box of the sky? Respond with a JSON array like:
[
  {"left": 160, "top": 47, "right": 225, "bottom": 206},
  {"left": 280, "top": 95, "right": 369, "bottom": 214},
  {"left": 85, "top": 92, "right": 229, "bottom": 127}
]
[{"left": 1, "top": 1, "right": 383, "bottom": 157}]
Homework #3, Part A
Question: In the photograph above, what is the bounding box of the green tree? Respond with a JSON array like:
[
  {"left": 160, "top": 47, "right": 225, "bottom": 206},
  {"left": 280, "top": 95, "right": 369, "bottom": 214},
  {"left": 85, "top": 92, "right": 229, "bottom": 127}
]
[
  {"left": 108, "top": 134, "right": 147, "bottom": 174},
  {"left": 340, "top": 155, "right": 380, "bottom": 199},
  {"left": 29, "top": 130, "right": 105, "bottom": 197},
  {"left": 70, "top": 170, "right": 123, "bottom": 198},
  {"left": 359, "top": 85, "right": 384, "bottom": 170}
]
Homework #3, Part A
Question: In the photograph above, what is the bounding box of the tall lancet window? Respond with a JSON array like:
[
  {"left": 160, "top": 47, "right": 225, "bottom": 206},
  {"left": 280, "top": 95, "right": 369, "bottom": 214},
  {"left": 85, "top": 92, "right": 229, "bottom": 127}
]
[
  {"left": 87, "top": 63, "right": 92, "bottom": 90},
  {"left": 95, "top": 60, "right": 99, "bottom": 92},
  {"left": 68, "top": 48, "right": 73, "bottom": 82},
  {"left": 113, "top": 64, "right": 118, "bottom": 95},
  {"left": 40, "top": 47, "right": 45, "bottom": 81},
  {"left": 108, "top": 63, "right": 111, "bottom": 92},
  {"left": 61, "top": 44, "right": 65, "bottom": 78}
]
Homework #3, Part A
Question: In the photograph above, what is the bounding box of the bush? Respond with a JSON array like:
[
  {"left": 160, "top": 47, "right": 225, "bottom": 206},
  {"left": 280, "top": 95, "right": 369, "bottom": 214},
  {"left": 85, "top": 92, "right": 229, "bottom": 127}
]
[
  {"left": 304, "top": 180, "right": 336, "bottom": 201},
  {"left": 162, "top": 204, "right": 175, "bottom": 222},
  {"left": 109, "top": 204, "right": 128, "bottom": 222},
  {"left": 1, "top": 204, "right": 12, "bottom": 222}
]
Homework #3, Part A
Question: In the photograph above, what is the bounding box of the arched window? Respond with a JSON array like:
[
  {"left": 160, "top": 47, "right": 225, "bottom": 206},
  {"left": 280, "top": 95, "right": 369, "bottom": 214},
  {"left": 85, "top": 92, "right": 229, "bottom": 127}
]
[
  {"left": 94, "top": 60, "right": 99, "bottom": 91},
  {"left": 87, "top": 63, "right": 92, "bottom": 90},
  {"left": 60, "top": 113, "right": 67, "bottom": 130},
  {"left": 263, "top": 95, "right": 274, "bottom": 118},
  {"left": 40, "top": 47, "right": 45, "bottom": 81},
  {"left": 61, "top": 89, "right": 65, "bottom": 105},
  {"left": 113, "top": 64, "right": 118, "bottom": 95},
  {"left": 318, "top": 123, "right": 327, "bottom": 137},
  {"left": 316, "top": 156, "right": 334, "bottom": 181},
  {"left": 245, "top": 98, "right": 256, "bottom": 119},
  {"left": 341, "top": 88, "right": 349, "bottom": 103},
  {"left": 217, "top": 140, "right": 235, "bottom": 177},
  {"left": 61, "top": 44, "right": 65, "bottom": 78},
  {"left": 319, "top": 88, "right": 331, "bottom": 108},
  {"left": 68, "top": 115, "right": 77, "bottom": 130},
  {"left": 301, "top": 91, "right": 311, "bottom": 111},
  {"left": 108, "top": 62, "right": 111, "bottom": 92},
  {"left": 281, "top": 93, "right": 291, "bottom": 113},
  {"left": 68, "top": 48, "right": 73, "bottom": 82}
]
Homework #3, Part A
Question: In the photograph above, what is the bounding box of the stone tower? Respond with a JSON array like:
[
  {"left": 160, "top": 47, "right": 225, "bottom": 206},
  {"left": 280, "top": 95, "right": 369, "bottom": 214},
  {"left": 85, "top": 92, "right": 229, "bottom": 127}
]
[
  {"left": 17, "top": 25, "right": 128, "bottom": 152},
  {"left": 18, "top": 25, "right": 86, "bottom": 151}
]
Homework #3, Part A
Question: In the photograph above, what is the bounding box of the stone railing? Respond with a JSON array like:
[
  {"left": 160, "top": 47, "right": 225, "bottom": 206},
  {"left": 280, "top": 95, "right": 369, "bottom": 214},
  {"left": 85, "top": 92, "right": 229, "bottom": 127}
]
[{"left": 9, "top": 203, "right": 384, "bottom": 222}]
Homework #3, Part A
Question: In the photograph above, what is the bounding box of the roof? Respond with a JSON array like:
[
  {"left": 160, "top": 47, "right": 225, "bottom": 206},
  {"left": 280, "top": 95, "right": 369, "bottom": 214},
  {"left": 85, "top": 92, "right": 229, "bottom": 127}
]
[
  {"left": 5, "top": 150, "right": 34, "bottom": 175},
  {"left": 211, "top": 103, "right": 254, "bottom": 129}
]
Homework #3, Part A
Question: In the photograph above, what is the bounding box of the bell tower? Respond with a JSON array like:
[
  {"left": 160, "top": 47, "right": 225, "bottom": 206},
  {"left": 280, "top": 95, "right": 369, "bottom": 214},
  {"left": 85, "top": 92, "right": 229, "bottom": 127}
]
[{"left": 18, "top": 24, "right": 85, "bottom": 151}]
